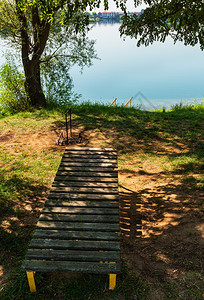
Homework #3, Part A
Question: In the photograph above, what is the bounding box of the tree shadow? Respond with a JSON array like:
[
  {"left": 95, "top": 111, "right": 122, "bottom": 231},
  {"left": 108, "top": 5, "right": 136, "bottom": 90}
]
[
  {"left": 72, "top": 104, "right": 204, "bottom": 159},
  {"left": 0, "top": 173, "right": 47, "bottom": 283},
  {"left": 119, "top": 177, "right": 203, "bottom": 290}
]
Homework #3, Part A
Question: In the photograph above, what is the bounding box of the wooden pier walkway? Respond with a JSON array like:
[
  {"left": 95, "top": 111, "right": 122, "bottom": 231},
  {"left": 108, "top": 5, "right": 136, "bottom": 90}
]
[{"left": 22, "top": 147, "right": 120, "bottom": 292}]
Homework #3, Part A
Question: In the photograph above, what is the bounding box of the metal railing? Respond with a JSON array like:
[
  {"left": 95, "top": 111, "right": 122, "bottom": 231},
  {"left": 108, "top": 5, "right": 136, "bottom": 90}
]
[{"left": 65, "top": 107, "right": 72, "bottom": 145}]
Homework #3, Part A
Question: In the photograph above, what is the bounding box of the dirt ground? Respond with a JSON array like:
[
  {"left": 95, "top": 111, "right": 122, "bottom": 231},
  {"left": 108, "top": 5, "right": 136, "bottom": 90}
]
[
  {"left": 81, "top": 129, "right": 204, "bottom": 299},
  {"left": 1, "top": 123, "right": 203, "bottom": 299}
]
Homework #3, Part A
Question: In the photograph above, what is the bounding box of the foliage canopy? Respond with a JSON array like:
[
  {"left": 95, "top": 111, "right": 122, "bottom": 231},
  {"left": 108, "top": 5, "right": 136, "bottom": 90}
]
[
  {"left": 121, "top": 0, "right": 204, "bottom": 50},
  {"left": 0, "top": 0, "right": 97, "bottom": 108}
]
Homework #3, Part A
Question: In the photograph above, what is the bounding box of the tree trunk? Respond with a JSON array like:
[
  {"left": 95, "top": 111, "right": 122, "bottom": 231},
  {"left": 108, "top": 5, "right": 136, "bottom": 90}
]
[
  {"left": 23, "top": 59, "right": 46, "bottom": 107},
  {"left": 16, "top": 1, "right": 50, "bottom": 108}
]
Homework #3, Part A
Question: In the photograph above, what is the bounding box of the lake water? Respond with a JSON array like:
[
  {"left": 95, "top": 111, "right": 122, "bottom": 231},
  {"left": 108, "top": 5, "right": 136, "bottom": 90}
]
[
  {"left": 1, "top": 23, "right": 204, "bottom": 110},
  {"left": 70, "top": 23, "right": 204, "bottom": 109}
]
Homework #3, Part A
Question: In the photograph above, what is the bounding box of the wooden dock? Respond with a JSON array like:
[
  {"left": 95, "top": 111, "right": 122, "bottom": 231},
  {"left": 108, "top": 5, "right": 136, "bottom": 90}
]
[{"left": 22, "top": 147, "right": 120, "bottom": 292}]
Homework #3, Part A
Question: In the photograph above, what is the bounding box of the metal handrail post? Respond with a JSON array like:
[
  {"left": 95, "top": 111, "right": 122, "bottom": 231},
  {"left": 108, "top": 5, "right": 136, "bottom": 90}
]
[
  {"left": 65, "top": 107, "right": 71, "bottom": 145},
  {"left": 65, "top": 113, "right": 68, "bottom": 145},
  {"left": 70, "top": 107, "right": 72, "bottom": 138}
]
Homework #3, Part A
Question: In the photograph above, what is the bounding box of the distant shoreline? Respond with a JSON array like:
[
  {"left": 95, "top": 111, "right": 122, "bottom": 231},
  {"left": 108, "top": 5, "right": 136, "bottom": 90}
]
[{"left": 87, "top": 10, "right": 143, "bottom": 23}]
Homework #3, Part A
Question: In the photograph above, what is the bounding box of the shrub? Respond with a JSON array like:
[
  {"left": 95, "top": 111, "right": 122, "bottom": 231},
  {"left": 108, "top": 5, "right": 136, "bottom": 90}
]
[{"left": 0, "top": 54, "right": 30, "bottom": 114}]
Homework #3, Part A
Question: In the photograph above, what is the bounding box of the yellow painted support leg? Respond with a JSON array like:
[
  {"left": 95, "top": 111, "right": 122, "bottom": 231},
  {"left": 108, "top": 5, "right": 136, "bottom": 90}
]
[
  {"left": 109, "top": 274, "right": 116, "bottom": 290},
  {"left": 26, "top": 271, "right": 36, "bottom": 293}
]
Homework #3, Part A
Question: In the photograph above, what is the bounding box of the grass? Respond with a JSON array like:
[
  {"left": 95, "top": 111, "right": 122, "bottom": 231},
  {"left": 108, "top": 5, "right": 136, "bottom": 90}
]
[
  {"left": 72, "top": 101, "right": 203, "bottom": 155},
  {"left": 0, "top": 101, "right": 203, "bottom": 299},
  {"left": 0, "top": 265, "right": 149, "bottom": 299}
]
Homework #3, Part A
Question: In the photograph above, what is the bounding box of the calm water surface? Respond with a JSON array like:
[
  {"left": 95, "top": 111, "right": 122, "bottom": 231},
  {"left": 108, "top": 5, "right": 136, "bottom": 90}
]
[
  {"left": 70, "top": 23, "right": 204, "bottom": 109},
  {"left": 1, "top": 23, "right": 203, "bottom": 109}
]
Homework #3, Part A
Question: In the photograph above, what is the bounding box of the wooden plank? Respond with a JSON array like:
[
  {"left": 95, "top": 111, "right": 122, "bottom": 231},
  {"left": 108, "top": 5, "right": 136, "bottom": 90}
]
[
  {"left": 58, "top": 167, "right": 117, "bottom": 172},
  {"left": 61, "top": 158, "right": 117, "bottom": 163},
  {"left": 63, "top": 149, "right": 117, "bottom": 153},
  {"left": 33, "top": 230, "right": 120, "bottom": 241},
  {"left": 48, "top": 193, "right": 119, "bottom": 201},
  {"left": 42, "top": 207, "right": 119, "bottom": 215},
  {"left": 29, "top": 239, "right": 120, "bottom": 251},
  {"left": 50, "top": 186, "right": 118, "bottom": 194},
  {"left": 63, "top": 150, "right": 117, "bottom": 155},
  {"left": 54, "top": 176, "right": 118, "bottom": 183},
  {"left": 62, "top": 155, "right": 117, "bottom": 160},
  {"left": 59, "top": 162, "right": 117, "bottom": 167},
  {"left": 62, "top": 154, "right": 117, "bottom": 159},
  {"left": 36, "top": 221, "right": 120, "bottom": 231},
  {"left": 22, "top": 260, "right": 121, "bottom": 274},
  {"left": 25, "top": 249, "right": 120, "bottom": 262},
  {"left": 44, "top": 200, "right": 119, "bottom": 208},
  {"left": 64, "top": 148, "right": 117, "bottom": 152},
  {"left": 56, "top": 171, "right": 118, "bottom": 178},
  {"left": 51, "top": 182, "right": 118, "bottom": 188},
  {"left": 39, "top": 213, "right": 119, "bottom": 223},
  {"left": 65, "top": 147, "right": 116, "bottom": 151}
]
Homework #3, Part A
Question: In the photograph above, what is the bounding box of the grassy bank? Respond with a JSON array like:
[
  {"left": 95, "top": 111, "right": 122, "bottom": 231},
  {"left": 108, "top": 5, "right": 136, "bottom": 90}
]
[{"left": 0, "top": 102, "right": 203, "bottom": 299}]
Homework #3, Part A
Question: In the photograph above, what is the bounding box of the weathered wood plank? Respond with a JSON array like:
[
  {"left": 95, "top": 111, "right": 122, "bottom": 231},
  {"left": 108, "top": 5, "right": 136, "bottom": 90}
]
[
  {"left": 44, "top": 200, "right": 119, "bottom": 208},
  {"left": 36, "top": 221, "right": 120, "bottom": 231},
  {"left": 62, "top": 155, "right": 117, "bottom": 159},
  {"left": 63, "top": 150, "right": 117, "bottom": 155},
  {"left": 33, "top": 230, "right": 120, "bottom": 241},
  {"left": 51, "top": 182, "right": 118, "bottom": 188},
  {"left": 30, "top": 239, "right": 120, "bottom": 251},
  {"left": 63, "top": 149, "right": 117, "bottom": 153},
  {"left": 25, "top": 249, "right": 120, "bottom": 262},
  {"left": 42, "top": 207, "right": 119, "bottom": 215},
  {"left": 54, "top": 176, "right": 118, "bottom": 182},
  {"left": 22, "top": 260, "right": 121, "bottom": 274},
  {"left": 61, "top": 158, "right": 117, "bottom": 163},
  {"left": 48, "top": 193, "right": 119, "bottom": 201},
  {"left": 50, "top": 186, "right": 118, "bottom": 194},
  {"left": 64, "top": 147, "right": 116, "bottom": 152},
  {"left": 39, "top": 213, "right": 119, "bottom": 223},
  {"left": 62, "top": 155, "right": 117, "bottom": 160},
  {"left": 58, "top": 167, "right": 117, "bottom": 172},
  {"left": 56, "top": 171, "right": 118, "bottom": 178},
  {"left": 59, "top": 162, "right": 117, "bottom": 167}
]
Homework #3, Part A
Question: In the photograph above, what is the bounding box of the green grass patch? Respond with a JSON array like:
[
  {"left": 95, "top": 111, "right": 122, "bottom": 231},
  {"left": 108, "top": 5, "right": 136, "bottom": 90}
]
[
  {"left": 0, "top": 264, "right": 150, "bottom": 300},
  {"left": 0, "top": 102, "right": 203, "bottom": 298}
]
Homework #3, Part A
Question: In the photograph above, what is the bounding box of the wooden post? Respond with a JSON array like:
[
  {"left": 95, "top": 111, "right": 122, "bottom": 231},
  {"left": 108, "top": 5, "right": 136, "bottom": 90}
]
[
  {"left": 109, "top": 261, "right": 117, "bottom": 290},
  {"left": 124, "top": 97, "right": 133, "bottom": 108},
  {"left": 26, "top": 271, "right": 36, "bottom": 293},
  {"left": 110, "top": 98, "right": 117, "bottom": 107},
  {"left": 109, "top": 274, "right": 117, "bottom": 290}
]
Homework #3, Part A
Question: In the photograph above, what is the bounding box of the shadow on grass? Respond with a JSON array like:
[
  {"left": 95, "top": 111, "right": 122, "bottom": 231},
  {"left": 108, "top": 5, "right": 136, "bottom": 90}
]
[
  {"left": 71, "top": 103, "right": 204, "bottom": 157},
  {"left": 119, "top": 175, "right": 203, "bottom": 299},
  {"left": 0, "top": 173, "right": 47, "bottom": 281},
  {"left": 0, "top": 104, "right": 203, "bottom": 298},
  {"left": 1, "top": 175, "right": 203, "bottom": 298}
]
